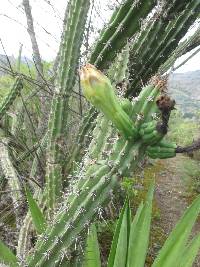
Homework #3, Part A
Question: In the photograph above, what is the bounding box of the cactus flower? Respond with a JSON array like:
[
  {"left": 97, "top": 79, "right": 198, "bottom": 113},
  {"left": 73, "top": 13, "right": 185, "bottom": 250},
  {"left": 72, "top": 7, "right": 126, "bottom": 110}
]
[{"left": 80, "top": 64, "right": 138, "bottom": 139}]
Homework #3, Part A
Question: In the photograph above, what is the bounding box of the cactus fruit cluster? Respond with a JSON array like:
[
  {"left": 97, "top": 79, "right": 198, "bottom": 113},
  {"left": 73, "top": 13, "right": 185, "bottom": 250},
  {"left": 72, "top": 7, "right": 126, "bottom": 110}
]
[{"left": 1, "top": 0, "right": 200, "bottom": 266}]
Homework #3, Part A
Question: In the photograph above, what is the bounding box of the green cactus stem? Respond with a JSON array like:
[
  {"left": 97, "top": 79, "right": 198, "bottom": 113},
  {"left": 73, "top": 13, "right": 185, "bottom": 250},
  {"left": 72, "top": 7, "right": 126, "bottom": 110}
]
[
  {"left": 0, "top": 138, "right": 23, "bottom": 227},
  {"left": 90, "top": 0, "right": 156, "bottom": 70},
  {"left": 26, "top": 71, "right": 174, "bottom": 266},
  {"left": 146, "top": 142, "right": 176, "bottom": 159},
  {"left": 159, "top": 24, "right": 200, "bottom": 74},
  {"left": 86, "top": 113, "right": 111, "bottom": 161},
  {"left": 139, "top": 0, "right": 200, "bottom": 80},
  {"left": 0, "top": 76, "right": 23, "bottom": 120},
  {"left": 64, "top": 107, "right": 98, "bottom": 175},
  {"left": 45, "top": 0, "right": 90, "bottom": 213},
  {"left": 27, "top": 136, "right": 146, "bottom": 266},
  {"left": 127, "top": 0, "right": 200, "bottom": 96}
]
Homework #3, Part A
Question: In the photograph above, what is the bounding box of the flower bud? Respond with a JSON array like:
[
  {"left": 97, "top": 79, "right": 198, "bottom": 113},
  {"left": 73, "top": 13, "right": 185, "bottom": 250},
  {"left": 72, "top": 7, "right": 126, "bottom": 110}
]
[{"left": 80, "top": 64, "right": 138, "bottom": 140}]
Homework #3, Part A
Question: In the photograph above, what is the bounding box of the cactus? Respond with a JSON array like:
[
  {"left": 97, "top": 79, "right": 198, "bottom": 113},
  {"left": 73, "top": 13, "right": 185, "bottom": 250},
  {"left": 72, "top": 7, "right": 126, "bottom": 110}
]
[
  {"left": 45, "top": 0, "right": 90, "bottom": 212},
  {"left": 146, "top": 140, "right": 177, "bottom": 159},
  {"left": 0, "top": 138, "right": 23, "bottom": 228},
  {"left": 17, "top": 211, "right": 33, "bottom": 262},
  {"left": 90, "top": 0, "right": 156, "bottom": 69},
  {"left": 84, "top": 113, "right": 111, "bottom": 161},
  {"left": 66, "top": 0, "right": 158, "bottom": 168},
  {"left": 159, "top": 24, "right": 200, "bottom": 74},
  {"left": 1, "top": 0, "right": 200, "bottom": 265},
  {"left": 27, "top": 141, "right": 144, "bottom": 266},
  {"left": 64, "top": 45, "right": 131, "bottom": 174},
  {"left": 0, "top": 76, "right": 23, "bottom": 120},
  {"left": 127, "top": 0, "right": 200, "bottom": 96},
  {"left": 26, "top": 65, "right": 177, "bottom": 266},
  {"left": 80, "top": 64, "right": 138, "bottom": 140},
  {"left": 68, "top": 0, "right": 200, "bottom": 169}
]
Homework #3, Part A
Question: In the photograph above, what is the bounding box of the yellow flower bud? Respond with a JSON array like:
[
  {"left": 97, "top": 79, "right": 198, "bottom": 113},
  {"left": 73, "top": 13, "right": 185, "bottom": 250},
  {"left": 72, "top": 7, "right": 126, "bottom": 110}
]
[
  {"left": 80, "top": 64, "right": 138, "bottom": 140},
  {"left": 80, "top": 64, "right": 115, "bottom": 107}
]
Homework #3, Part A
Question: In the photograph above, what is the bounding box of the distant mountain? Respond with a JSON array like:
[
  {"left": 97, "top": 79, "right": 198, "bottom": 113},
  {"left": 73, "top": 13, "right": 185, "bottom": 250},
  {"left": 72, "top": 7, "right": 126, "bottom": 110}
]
[
  {"left": 168, "top": 70, "right": 200, "bottom": 118},
  {"left": 0, "top": 54, "right": 33, "bottom": 76},
  {"left": 0, "top": 54, "right": 15, "bottom": 76},
  {"left": 0, "top": 53, "right": 199, "bottom": 117}
]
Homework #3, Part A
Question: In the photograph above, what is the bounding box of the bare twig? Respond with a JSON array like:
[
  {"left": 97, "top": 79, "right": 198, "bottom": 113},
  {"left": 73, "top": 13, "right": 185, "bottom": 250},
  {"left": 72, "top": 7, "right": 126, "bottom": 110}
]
[
  {"left": 176, "top": 139, "right": 200, "bottom": 154},
  {"left": 19, "top": 93, "right": 45, "bottom": 177},
  {"left": 0, "top": 38, "right": 13, "bottom": 72},
  {"left": 7, "top": 0, "right": 59, "bottom": 43},
  {"left": 24, "top": 56, "right": 33, "bottom": 78},
  {"left": 0, "top": 13, "right": 57, "bottom": 53}
]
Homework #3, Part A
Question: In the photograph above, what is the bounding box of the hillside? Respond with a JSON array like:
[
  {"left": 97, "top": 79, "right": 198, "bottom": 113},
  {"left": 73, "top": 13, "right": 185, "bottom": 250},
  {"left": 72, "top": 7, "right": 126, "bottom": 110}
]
[
  {"left": 0, "top": 54, "right": 199, "bottom": 117},
  {"left": 0, "top": 54, "right": 33, "bottom": 76},
  {"left": 168, "top": 70, "right": 200, "bottom": 117}
]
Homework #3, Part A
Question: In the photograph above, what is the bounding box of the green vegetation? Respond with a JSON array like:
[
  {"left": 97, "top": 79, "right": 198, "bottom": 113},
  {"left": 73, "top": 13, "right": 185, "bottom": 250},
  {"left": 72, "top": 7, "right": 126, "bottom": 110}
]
[
  {"left": 168, "top": 109, "right": 200, "bottom": 146},
  {"left": 0, "top": 0, "right": 200, "bottom": 266},
  {"left": 84, "top": 185, "right": 200, "bottom": 267}
]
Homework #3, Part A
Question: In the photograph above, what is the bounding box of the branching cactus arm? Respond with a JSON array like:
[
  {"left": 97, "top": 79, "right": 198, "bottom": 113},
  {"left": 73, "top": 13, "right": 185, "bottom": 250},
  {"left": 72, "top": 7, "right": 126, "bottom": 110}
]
[{"left": 26, "top": 66, "right": 177, "bottom": 266}]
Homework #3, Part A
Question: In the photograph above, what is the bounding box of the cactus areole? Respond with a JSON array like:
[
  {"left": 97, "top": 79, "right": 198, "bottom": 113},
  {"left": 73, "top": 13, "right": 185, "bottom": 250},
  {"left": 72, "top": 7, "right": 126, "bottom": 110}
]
[{"left": 80, "top": 64, "right": 138, "bottom": 140}]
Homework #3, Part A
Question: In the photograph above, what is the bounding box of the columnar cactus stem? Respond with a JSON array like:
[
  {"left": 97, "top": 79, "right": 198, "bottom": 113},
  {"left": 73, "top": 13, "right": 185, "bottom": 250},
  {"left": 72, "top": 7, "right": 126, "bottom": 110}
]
[
  {"left": 64, "top": 46, "right": 131, "bottom": 174},
  {"left": 64, "top": 107, "right": 97, "bottom": 174},
  {"left": 17, "top": 213, "right": 32, "bottom": 261},
  {"left": 127, "top": 0, "right": 200, "bottom": 96},
  {"left": 26, "top": 66, "right": 173, "bottom": 266},
  {"left": 0, "top": 138, "right": 23, "bottom": 227},
  {"left": 46, "top": 0, "right": 90, "bottom": 212},
  {"left": 0, "top": 76, "right": 23, "bottom": 120},
  {"left": 27, "top": 136, "right": 146, "bottom": 266},
  {"left": 86, "top": 114, "right": 111, "bottom": 161},
  {"left": 30, "top": 133, "right": 48, "bottom": 180},
  {"left": 90, "top": 0, "right": 156, "bottom": 69},
  {"left": 139, "top": 0, "right": 200, "bottom": 79},
  {"left": 159, "top": 25, "right": 200, "bottom": 74}
]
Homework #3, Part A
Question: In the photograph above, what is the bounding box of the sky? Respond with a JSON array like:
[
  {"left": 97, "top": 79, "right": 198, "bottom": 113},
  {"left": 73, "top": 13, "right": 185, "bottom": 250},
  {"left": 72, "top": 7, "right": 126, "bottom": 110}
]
[{"left": 0, "top": 0, "right": 200, "bottom": 73}]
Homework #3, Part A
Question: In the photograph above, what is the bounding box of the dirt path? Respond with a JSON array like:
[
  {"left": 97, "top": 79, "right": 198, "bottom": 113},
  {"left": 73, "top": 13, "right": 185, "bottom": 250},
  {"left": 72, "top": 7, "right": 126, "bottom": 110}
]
[{"left": 154, "top": 154, "right": 200, "bottom": 266}]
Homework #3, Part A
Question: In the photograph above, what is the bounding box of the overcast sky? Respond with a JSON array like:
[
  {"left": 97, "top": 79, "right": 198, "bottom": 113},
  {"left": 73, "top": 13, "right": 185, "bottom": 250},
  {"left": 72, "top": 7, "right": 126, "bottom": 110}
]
[{"left": 0, "top": 0, "right": 200, "bottom": 73}]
